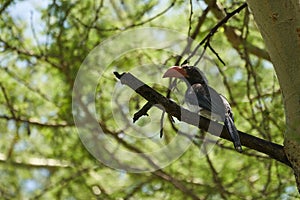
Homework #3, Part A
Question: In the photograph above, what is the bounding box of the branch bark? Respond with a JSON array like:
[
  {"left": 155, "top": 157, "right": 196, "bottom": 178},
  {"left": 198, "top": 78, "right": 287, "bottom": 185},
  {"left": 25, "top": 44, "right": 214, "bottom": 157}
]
[{"left": 114, "top": 72, "right": 291, "bottom": 167}]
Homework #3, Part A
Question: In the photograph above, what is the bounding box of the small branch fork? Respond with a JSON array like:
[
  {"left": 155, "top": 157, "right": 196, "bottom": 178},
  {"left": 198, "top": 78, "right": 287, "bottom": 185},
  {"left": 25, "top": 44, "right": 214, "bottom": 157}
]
[
  {"left": 187, "top": 3, "right": 248, "bottom": 66},
  {"left": 114, "top": 72, "right": 291, "bottom": 167}
]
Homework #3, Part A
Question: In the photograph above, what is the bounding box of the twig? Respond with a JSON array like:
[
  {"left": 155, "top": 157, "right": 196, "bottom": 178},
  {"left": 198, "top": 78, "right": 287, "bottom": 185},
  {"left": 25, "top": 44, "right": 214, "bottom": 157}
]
[
  {"left": 133, "top": 102, "right": 154, "bottom": 122},
  {"left": 205, "top": 0, "right": 270, "bottom": 61},
  {"left": 114, "top": 71, "right": 291, "bottom": 167},
  {"left": 207, "top": 42, "right": 225, "bottom": 66},
  {"left": 0, "top": 114, "right": 71, "bottom": 128},
  {"left": 187, "top": 3, "right": 248, "bottom": 65},
  {"left": 77, "top": 0, "right": 177, "bottom": 32},
  {"left": 174, "top": 5, "right": 210, "bottom": 66},
  {"left": 160, "top": 110, "right": 165, "bottom": 138},
  {"left": 0, "top": 82, "right": 16, "bottom": 118},
  {"left": 0, "top": 0, "right": 13, "bottom": 15}
]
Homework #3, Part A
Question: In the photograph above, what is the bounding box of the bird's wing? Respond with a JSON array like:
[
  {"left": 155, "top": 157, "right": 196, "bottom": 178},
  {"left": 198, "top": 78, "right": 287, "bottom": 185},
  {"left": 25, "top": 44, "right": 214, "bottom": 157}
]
[
  {"left": 207, "top": 86, "right": 226, "bottom": 119},
  {"left": 185, "top": 84, "right": 226, "bottom": 120},
  {"left": 220, "top": 94, "right": 234, "bottom": 121},
  {"left": 185, "top": 84, "right": 212, "bottom": 111},
  {"left": 186, "top": 83, "right": 242, "bottom": 152}
]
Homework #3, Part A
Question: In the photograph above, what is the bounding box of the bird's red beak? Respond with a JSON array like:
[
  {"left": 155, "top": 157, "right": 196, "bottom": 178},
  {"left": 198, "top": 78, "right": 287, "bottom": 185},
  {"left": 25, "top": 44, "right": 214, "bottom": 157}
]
[{"left": 163, "top": 66, "right": 188, "bottom": 78}]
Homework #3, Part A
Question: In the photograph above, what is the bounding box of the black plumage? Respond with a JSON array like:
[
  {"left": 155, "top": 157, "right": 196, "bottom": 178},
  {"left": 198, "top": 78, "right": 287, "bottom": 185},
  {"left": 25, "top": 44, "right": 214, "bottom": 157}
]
[{"left": 163, "top": 65, "right": 242, "bottom": 152}]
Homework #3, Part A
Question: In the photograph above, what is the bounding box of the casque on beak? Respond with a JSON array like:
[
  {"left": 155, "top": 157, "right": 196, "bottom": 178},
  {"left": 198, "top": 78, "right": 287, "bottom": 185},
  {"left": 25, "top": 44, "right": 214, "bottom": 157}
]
[{"left": 163, "top": 66, "right": 188, "bottom": 78}]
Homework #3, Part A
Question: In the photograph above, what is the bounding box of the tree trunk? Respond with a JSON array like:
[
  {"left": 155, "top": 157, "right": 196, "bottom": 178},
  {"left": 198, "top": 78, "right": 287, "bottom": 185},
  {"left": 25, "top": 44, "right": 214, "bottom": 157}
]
[{"left": 247, "top": 0, "right": 300, "bottom": 193}]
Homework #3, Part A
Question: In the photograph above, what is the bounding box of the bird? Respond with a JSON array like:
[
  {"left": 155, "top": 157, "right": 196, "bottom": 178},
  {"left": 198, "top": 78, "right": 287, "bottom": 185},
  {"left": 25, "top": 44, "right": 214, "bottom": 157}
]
[{"left": 163, "top": 65, "right": 242, "bottom": 152}]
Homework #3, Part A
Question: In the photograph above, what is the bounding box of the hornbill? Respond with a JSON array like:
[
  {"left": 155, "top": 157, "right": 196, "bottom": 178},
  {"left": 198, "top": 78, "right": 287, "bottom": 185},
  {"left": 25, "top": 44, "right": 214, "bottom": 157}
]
[{"left": 163, "top": 65, "right": 242, "bottom": 152}]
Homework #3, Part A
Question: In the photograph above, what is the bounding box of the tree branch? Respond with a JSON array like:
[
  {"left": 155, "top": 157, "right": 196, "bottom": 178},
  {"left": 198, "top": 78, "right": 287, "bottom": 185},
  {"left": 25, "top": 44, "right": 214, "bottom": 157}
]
[
  {"left": 204, "top": 0, "right": 270, "bottom": 61},
  {"left": 187, "top": 2, "right": 248, "bottom": 65},
  {"left": 0, "top": 153, "right": 70, "bottom": 169},
  {"left": 114, "top": 72, "right": 291, "bottom": 167},
  {"left": 0, "top": 114, "right": 72, "bottom": 128},
  {"left": 0, "top": 0, "right": 13, "bottom": 15}
]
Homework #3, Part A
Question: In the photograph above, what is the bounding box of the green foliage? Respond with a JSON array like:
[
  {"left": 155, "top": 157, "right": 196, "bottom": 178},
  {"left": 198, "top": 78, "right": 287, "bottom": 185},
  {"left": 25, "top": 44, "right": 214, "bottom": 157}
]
[{"left": 0, "top": 0, "right": 298, "bottom": 199}]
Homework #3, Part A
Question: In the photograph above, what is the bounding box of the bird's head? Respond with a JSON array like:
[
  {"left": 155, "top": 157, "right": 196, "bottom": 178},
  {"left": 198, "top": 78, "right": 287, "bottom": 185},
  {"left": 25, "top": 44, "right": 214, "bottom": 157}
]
[{"left": 163, "top": 65, "right": 208, "bottom": 85}]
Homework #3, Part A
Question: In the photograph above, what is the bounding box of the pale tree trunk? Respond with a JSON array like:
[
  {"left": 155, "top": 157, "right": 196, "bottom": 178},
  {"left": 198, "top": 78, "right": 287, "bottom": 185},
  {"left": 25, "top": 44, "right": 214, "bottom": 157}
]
[{"left": 247, "top": 0, "right": 300, "bottom": 193}]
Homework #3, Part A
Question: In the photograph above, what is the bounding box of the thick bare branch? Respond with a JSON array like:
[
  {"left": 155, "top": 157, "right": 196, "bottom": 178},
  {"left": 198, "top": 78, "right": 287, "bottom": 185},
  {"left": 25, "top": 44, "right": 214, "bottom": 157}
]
[{"left": 114, "top": 72, "right": 291, "bottom": 167}]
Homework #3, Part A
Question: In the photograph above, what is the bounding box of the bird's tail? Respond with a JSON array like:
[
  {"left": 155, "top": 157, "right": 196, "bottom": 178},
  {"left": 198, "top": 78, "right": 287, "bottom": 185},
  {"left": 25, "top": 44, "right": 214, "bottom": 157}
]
[{"left": 224, "top": 116, "right": 243, "bottom": 152}]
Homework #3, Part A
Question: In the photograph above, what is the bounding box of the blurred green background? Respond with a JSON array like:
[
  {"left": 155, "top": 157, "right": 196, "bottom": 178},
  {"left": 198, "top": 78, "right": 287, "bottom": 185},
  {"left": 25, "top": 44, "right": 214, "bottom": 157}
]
[{"left": 0, "top": 0, "right": 297, "bottom": 199}]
